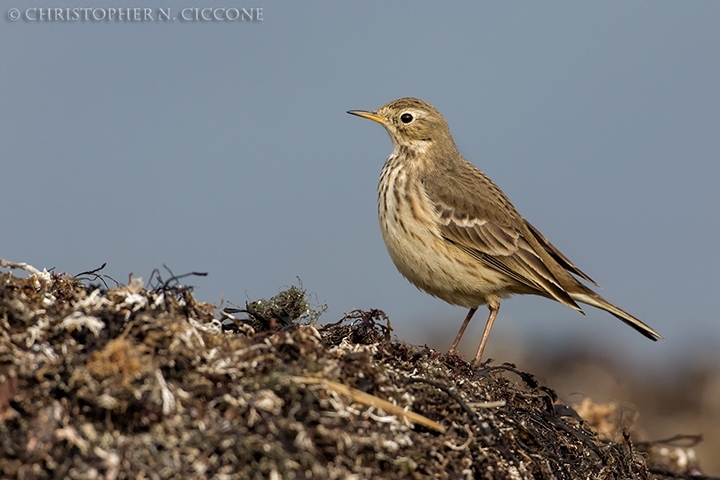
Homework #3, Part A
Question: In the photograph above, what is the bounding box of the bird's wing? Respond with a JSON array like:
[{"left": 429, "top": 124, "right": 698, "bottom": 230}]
[
  {"left": 525, "top": 221, "right": 599, "bottom": 287},
  {"left": 421, "top": 166, "right": 582, "bottom": 310}
]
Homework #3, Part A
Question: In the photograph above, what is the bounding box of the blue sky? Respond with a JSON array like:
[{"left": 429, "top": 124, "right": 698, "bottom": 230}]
[{"left": 2, "top": 1, "right": 719, "bottom": 369}]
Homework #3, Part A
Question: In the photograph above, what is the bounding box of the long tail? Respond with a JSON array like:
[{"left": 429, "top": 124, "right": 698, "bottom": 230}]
[{"left": 569, "top": 290, "right": 664, "bottom": 341}]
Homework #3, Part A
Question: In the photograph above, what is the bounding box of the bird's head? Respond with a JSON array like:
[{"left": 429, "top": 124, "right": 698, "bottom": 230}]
[{"left": 348, "top": 97, "right": 455, "bottom": 155}]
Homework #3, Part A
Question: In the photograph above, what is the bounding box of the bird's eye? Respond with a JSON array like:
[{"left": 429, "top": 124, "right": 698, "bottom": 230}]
[{"left": 400, "top": 113, "right": 414, "bottom": 124}]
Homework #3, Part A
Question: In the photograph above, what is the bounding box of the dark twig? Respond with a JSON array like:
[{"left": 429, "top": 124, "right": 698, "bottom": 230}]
[
  {"left": 75, "top": 263, "right": 107, "bottom": 277},
  {"left": 75, "top": 262, "right": 120, "bottom": 289},
  {"left": 476, "top": 363, "right": 558, "bottom": 404},
  {"left": 148, "top": 265, "right": 207, "bottom": 294}
]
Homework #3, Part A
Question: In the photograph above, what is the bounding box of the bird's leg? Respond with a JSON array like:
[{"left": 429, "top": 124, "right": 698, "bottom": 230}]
[
  {"left": 471, "top": 304, "right": 500, "bottom": 367},
  {"left": 448, "top": 307, "right": 477, "bottom": 353}
]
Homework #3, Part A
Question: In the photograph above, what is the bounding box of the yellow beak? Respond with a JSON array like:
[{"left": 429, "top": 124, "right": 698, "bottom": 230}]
[{"left": 347, "top": 110, "right": 387, "bottom": 125}]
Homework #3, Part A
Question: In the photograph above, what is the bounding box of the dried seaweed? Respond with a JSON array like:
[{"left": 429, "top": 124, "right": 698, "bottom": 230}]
[{"left": 0, "top": 260, "right": 715, "bottom": 479}]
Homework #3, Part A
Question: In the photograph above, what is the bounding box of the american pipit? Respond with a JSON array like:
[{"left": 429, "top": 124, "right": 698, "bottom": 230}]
[{"left": 348, "top": 97, "right": 663, "bottom": 367}]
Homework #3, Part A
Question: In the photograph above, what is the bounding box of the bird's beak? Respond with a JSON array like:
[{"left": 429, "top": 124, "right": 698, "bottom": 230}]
[{"left": 347, "top": 110, "right": 387, "bottom": 125}]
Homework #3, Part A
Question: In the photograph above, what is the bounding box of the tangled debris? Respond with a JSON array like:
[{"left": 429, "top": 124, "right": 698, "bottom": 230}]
[
  {"left": 222, "top": 282, "right": 327, "bottom": 333},
  {"left": 0, "top": 260, "right": 715, "bottom": 479}
]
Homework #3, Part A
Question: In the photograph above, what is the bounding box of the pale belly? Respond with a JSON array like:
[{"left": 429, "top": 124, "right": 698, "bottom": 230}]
[{"left": 377, "top": 164, "right": 513, "bottom": 309}]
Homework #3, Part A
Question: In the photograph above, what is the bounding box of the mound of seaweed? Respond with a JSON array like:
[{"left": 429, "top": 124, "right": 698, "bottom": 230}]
[{"left": 0, "top": 260, "right": 713, "bottom": 479}]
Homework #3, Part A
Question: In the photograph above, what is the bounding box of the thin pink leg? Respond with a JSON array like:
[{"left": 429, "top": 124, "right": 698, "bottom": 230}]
[
  {"left": 471, "top": 305, "right": 499, "bottom": 367},
  {"left": 449, "top": 307, "right": 477, "bottom": 353}
]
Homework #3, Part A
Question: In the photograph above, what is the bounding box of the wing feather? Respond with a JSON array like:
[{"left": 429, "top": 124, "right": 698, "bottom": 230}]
[
  {"left": 525, "top": 221, "right": 598, "bottom": 286},
  {"left": 421, "top": 165, "right": 583, "bottom": 310}
]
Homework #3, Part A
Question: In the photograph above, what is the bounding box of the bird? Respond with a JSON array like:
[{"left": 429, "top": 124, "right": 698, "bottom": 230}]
[{"left": 347, "top": 97, "right": 663, "bottom": 367}]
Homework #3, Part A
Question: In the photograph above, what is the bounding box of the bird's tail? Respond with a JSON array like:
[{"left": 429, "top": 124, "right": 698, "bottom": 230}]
[{"left": 569, "top": 289, "right": 664, "bottom": 341}]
